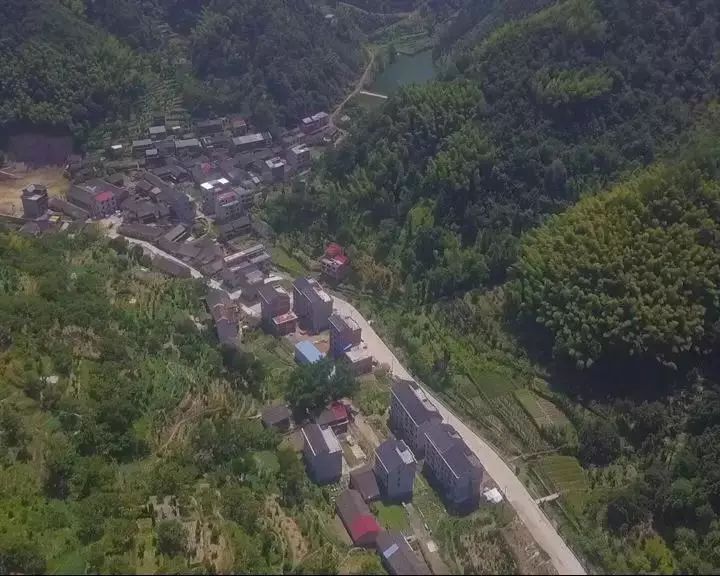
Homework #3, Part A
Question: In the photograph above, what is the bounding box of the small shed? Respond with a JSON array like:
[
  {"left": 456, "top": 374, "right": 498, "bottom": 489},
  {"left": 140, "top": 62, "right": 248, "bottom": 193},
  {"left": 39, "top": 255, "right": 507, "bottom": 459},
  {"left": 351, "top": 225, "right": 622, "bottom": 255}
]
[
  {"left": 294, "top": 340, "right": 325, "bottom": 365},
  {"left": 262, "top": 405, "right": 292, "bottom": 431},
  {"left": 349, "top": 464, "right": 380, "bottom": 503}
]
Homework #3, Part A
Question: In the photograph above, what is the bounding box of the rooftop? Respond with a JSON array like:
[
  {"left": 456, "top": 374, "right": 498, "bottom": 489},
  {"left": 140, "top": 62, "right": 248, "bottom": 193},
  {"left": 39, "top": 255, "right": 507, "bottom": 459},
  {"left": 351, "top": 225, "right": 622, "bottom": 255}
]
[
  {"left": 424, "top": 421, "right": 482, "bottom": 479},
  {"left": 266, "top": 157, "right": 286, "bottom": 169},
  {"left": 294, "top": 277, "right": 332, "bottom": 304},
  {"left": 335, "top": 489, "right": 380, "bottom": 543},
  {"left": 295, "top": 340, "right": 325, "bottom": 364},
  {"left": 349, "top": 464, "right": 380, "bottom": 502},
  {"left": 376, "top": 531, "right": 430, "bottom": 575},
  {"left": 391, "top": 378, "right": 441, "bottom": 428},
  {"left": 329, "top": 313, "right": 360, "bottom": 334},
  {"left": 302, "top": 423, "right": 341, "bottom": 456},
  {"left": 376, "top": 438, "right": 416, "bottom": 473},
  {"left": 345, "top": 345, "right": 371, "bottom": 363},
  {"left": 233, "top": 133, "right": 266, "bottom": 146}
]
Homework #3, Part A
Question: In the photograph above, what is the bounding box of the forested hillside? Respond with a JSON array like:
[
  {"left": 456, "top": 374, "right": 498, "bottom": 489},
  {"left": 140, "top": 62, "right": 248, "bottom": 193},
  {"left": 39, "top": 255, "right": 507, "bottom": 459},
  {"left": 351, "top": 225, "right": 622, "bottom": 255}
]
[
  {"left": 0, "top": 0, "right": 363, "bottom": 142},
  {"left": 270, "top": 0, "right": 720, "bottom": 300},
  {"left": 267, "top": 0, "right": 720, "bottom": 572}
]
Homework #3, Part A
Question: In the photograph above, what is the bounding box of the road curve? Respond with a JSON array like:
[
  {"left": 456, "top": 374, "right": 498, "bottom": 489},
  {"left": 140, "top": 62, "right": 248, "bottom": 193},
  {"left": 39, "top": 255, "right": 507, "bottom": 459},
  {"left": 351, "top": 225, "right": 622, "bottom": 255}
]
[{"left": 332, "top": 296, "right": 587, "bottom": 576}]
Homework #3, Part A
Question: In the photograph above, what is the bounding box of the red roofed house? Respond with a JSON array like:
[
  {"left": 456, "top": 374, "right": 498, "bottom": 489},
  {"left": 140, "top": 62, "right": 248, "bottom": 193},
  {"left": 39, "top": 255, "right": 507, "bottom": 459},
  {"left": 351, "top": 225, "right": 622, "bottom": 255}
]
[
  {"left": 321, "top": 243, "right": 350, "bottom": 281},
  {"left": 68, "top": 179, "right": 127, "bottom": 219},
  {"left": 335, "top": 489, "right": 381, "bottom": 547},
  {"left": 317, "top": 401, "right": 350, "bottom": 434}
]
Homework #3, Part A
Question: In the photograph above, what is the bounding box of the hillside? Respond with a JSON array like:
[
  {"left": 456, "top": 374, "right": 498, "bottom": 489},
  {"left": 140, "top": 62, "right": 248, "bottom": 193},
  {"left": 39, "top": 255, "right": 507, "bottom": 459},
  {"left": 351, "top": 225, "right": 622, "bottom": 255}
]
[
  {"left": 0, "top": 0, "right": 363, "bottom": 144},
  {"left": 266, "top": 0, "right": 720, "bottom": 572},
  {"left": 0, "top": 230, "right": 364, "bottom": 574}
]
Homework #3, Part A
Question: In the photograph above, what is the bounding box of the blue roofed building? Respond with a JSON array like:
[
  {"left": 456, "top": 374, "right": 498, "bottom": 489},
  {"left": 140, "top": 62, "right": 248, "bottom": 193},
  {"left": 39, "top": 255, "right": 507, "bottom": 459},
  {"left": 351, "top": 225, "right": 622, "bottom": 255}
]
[{"left": 295, "top": 340, "right": 325, "bottom": 365}]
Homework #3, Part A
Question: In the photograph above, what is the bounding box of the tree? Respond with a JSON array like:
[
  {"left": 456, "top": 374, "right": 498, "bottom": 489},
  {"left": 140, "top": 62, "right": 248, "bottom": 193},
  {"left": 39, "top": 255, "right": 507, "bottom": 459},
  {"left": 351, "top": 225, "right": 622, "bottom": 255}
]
[
  {"left": 156, "top": 520, "right": 187, "bottom": 557},
  {"left": 286, "top": 359, "right": 357, "bottom": 417},
  {"left": 223, "top": 486, "right": 261, "bottom": 531},
  {"left": 276, "top": 446, "right": 307, "bottom": 507},
  {"left": 578, "top": 419, "right": 621, "bottom": 466}
]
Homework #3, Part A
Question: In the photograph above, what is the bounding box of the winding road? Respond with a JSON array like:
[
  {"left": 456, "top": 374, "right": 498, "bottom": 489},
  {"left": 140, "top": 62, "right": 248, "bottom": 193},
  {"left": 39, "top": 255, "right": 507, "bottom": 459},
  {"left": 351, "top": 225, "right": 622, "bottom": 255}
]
[{"left": 332, "top": 297, "right": 587, "bottom": 576}]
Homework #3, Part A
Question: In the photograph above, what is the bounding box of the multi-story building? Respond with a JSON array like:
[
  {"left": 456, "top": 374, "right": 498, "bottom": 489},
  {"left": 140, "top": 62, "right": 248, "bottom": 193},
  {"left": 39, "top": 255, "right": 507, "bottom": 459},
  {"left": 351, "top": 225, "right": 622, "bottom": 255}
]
[
  {"left": 302, "top": 423, "right": 342, "bottom": 484},
  {"left": 265, "top": 157, "right": 286, "bottom": 182},
  {"left": 232, "top": 132, "right": 272, "bottom": 153},
  {"left": 374, "top": 438, "right": 417, "bottom": 502},
  {"left": 195, "top": 118, "right": 225, "bottom": 136},
  {"left": 423, "top": 421, "right": 483, "bottom": 508},
  {"left": 288, "top": 143, "right": 311, "bottom": 169},
  {"left": 329, "top": 314, "right": 361, "bottom": 357},
  {"left": 223, "top": 261, "right": 265, "bottom": 297},
  {"left": 200, "top": 177, "right": 232, "bottom": 215},
  {"left": 68, "top": 179, "right": 128, "bottom": 219},
  {"left": 215, "top": 190, "right": 245, "bottom": 223},
  {"left": 389, "top": 378, "right": 442, "bottom": 457},
  {"left": 21, "top": 184, "right": 48, "bottom": 218},
  {"left": 292, "top": 277, "right": 333, "bottom": 334},
  {"left": 258, "top": 284, "right": 296, "bottom": 335},
  {"left": 300, "top": 111, "right": 330, "bottom": 134}
]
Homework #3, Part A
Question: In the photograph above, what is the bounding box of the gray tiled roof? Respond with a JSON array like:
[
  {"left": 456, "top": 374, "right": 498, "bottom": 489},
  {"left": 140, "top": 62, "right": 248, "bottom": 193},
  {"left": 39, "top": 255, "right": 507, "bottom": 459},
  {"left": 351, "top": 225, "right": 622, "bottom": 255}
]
[
  {"left": 376, "top": 531, "right": 431, "bottom": 575},
  {"left": 376, "top": 439, "right": 413, "bottom": 472},
  {"left": 391, "top": 378, "right": 441, "bottom": 427}
]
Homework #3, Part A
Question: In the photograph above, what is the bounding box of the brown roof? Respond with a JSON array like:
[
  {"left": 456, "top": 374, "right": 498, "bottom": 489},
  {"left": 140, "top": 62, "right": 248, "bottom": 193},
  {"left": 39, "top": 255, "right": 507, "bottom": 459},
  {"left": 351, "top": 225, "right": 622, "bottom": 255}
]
[{"left": 349, "top": 465, "right": 380, "bottom": 503}]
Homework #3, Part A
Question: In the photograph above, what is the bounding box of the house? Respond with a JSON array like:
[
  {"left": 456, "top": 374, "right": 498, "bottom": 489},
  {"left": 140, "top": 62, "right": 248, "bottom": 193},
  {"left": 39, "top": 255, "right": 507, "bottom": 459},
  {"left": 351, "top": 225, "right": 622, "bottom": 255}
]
[
  {"left": 118, "top": 223, "right": 165, "bottom": 243},
  {"left": 138, "top": 172, "right": 195, "bottom": 223},
  {"left": 335, "top": 489, "right": 381, "bottom": 547},
  {"left": 389, "top": 378, "right": 442, "bottom": 457},
  {"left": 201, "top": 134, "right": 232, "bottom": 150},
  {"left": 232, "top": 132, "right": 271, "bottom": 153},
  {"left": 68, "top": 179, "right": 128, "bottom": 218},
  {"left": 423, "top": 422, "right": 483, "bottom": 508},
  {"left": 152, "top": 254, "right": 192, "bottom": 278},
  {"left": 195, "top": 118, "right": 225, "bottom": 136},
  {"left": 349, "top": 464, "right": 380, "bottom": 503},
  {"left": 288, "top": 143, "right": 311, "bottom": 170},
  {"left": 321, "top": 253, "right": 350, "bottom": 281},
  {"left": 302, "top": 423, "right": 342, "bottom": 484},
  {"left": 49, "top": 197, "right": 89, "bottom": 220},
  {"left": 294, "top": 341, "right": 325, "bottom": 365},
  {"left": 329, "top": 314, "right": 361, "bottom": 357},
  {"left": 21, "top": 184, "right": 48, "bottom": 218},
  {"left": 132, "top": 139, "right": 154, "bottom": 158},
  {"left": 200, "top": 177, "right": 231, "bottom": 214},
  {"left": 344, "top": 346, "right": 373, "bottom": 375},
  {"left": 223, "top": 244, "right": 272, "bottom": 271},
  {"left": 317, "top": 401, "right": 350, "bottom": 434},
  {"left": 374, "top": 439, "right": 417, "bottom": 502},
  {"left": 261, "top": 404, "right": 292, "bottom": 431},
  {"left": 120, "top": 195, "right": 166, "bottom": 223},
  {"left": 292, "top": 277, "right": 333, "bottom": 334},
  {"left": 265, "top": 157, "right": 286, "bottom": 182},
  {"left": 215, "top": 190, "right": 245, "bottom": 223},
  {"left": 163, "top": 224, "right": 188, "bottom": 243},
  {"left": 155, "top": 139, "right": 178, "bottom": 158},
  {"left": 376, "top": 531, "right": 431, "bottom": 575},
  {"left": 175, "top": 138, "right": 202, "bottom": 155},
  {"left": 300, "top": 111, "right": 330, "bottom": 135},
  {"left": 223, "top": 260, "right": 265, "bottom": 296},
  {"left": 206, "top": 287, "right": 239, "bottom": 346},
  {"left": 152, "top": 164, "right": 190, "bottom": 183},
  {"left": 258, "top": 284, "right": 295, "bottom": 335},
  {"left": 217, "top": 216, "right": 251, "bottom": 240},
  {"left": 149, "top": 125, "right": 167, "bottom": 140},
  {"left": 231, "top": 117, "right": 248, "bottom": 136}
]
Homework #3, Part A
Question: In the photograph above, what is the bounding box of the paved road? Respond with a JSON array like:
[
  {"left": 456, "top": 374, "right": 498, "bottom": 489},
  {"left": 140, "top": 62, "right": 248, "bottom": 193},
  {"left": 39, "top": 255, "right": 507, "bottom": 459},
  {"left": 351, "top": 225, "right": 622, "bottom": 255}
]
[{"left": 332, "top": 297, "right": 587, "bottom": 576}]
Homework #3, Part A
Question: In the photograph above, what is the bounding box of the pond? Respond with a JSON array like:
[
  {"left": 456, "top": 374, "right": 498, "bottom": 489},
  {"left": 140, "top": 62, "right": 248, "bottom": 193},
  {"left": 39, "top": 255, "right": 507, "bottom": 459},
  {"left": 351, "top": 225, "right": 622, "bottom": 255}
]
[{"left": 370, "top": 49, "right": 437, "bottom": 95}]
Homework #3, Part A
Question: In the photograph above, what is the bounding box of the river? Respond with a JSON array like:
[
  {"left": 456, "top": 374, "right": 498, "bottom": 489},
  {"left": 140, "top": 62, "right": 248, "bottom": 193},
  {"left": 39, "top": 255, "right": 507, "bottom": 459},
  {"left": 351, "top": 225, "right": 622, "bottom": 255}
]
[{"left": 370, "top": 49, "right": 437, "bottom": 95}]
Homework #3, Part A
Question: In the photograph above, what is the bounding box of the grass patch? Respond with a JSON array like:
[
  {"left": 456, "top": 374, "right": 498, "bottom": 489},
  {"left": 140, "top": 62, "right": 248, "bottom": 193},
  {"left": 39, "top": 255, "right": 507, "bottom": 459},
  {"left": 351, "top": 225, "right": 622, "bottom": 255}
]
[
  {"left": 271, "top": 245, "right": 308, "bottom": 276},
  {"left": 514, "top": 389, "right": 571, "bottom": 429},
  {"left": 352, "top": 374, "right": 390, "bottom": 416},
  {"left": 372, "top": 501, "right": 409, "bottom": 532},
  {"left": 352, "top": 91, "right": 387, "bottom": 111},
  {"left": 255, "top": 450, "right": 280, "bottom": 475}
]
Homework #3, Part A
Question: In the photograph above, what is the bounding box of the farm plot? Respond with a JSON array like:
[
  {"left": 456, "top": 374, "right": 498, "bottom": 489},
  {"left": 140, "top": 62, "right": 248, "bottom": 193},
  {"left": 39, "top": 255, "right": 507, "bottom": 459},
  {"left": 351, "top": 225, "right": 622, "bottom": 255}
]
[
  {"left": 514, "top": 389, "right": 571, "bottom": 430},
  {"left": 488, "top": 394, "right": 549, "bottom": 453},
  {"left": 534, "top": 455, "right": 588, "bottom": 515}
]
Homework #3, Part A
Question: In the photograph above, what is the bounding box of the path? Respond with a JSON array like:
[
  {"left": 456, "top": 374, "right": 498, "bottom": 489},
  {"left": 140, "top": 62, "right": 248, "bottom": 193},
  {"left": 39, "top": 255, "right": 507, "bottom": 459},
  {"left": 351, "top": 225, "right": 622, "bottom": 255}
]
[
  {"left": 331, "top": 297, "right": 586, "bottom": 576},
  {"left": 332, "top": 47, "right": 377, "bottom": 122},
  {"left": 358, "top": 90, "right": 388, "bottom": 99}
]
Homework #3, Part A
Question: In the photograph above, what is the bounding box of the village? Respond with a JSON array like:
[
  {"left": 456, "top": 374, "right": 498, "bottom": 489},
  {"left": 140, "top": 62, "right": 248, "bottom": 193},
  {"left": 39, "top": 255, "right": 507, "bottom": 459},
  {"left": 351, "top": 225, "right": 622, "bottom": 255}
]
[{"left": 2, "top": 110, "right": 564, "bottom": 575}]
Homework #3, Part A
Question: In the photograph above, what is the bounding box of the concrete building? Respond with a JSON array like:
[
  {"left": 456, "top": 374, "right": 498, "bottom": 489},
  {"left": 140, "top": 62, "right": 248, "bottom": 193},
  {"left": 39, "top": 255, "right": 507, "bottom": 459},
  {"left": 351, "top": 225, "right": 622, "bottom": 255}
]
[
  {"left": 292, "top": 277, "right": 333, "bottom": 334},
  {"left": 301, "top": 111, "right": 330, "bottom": 134},
  {"left": 149, "top": 125, "right": 167, "bottom": 140},
  {"left": 132, "top": 139, "right": 154, "bottom": 158},
  {"left": 389, "top": 378, "right": 442, "bottom": 457},
  {"left": 174, "top": 138, "right": 202, "bottom": 155},
  {"left": 258, "top": 284, "right": 296, "bottom": 335},
  {"left": 231, "top": 117, "right": 248, "bottom": 136},
  {"left": 376, "top": 531, "right": 431, "bottom": 575},
  {"left": 223, "top": 261, "right": 265, "bottom": 297},
  {"left": 232, "top": 132, "right": 271, "bottom": 153},
  {"left": 68, "top": 179, "right": 128, "bottom": 219},
  {"left": 302, "top": 423, "right": 342, "bottom": 484},
  {"left": 195, "top": 118, "right": 225, "bottom": 136},
  {"left": 329, "top": 314, "right": 361, "bottom": 357},
  {"left": 423, "top": 422, "right": 483, "bottom": 508},
  {"left": 223, "top": 244, "right": 271, "bottom": 271},
  {"left": 215, "top": 190, "right": 245, "bottom": 223},
  {"left": 21, "top": 184, "right": 48, "bottom": 219},
  {"left": 265, "top": 157, "right": 286, "bottom": 182},
  {"left": 200, "top": 177, "right": 231, "bottom": 215},
  {"left": 206, "top": 287, "right": 239, "bottom": 346},
  {"left": 374, "top": 439, "right": 417, "bottom": 502},
  {"left": 344, "top": 346, "right": 373, "bottom": 375},
  {"left": 335, "top": 489, "right": 381, "bottom": 547},
  {"left": 288, "top": 143, "right": 311, "bottom": 169},
  {"left": 294, "top": 340, "right": 325, "bottom": 365}
]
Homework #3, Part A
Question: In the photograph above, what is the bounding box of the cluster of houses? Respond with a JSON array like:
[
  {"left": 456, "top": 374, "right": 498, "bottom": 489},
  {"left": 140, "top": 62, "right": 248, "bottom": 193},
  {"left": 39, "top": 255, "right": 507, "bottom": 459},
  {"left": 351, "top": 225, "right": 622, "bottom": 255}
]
[{"left": 262, "top": 375, "right": 485, "bottom": 574}]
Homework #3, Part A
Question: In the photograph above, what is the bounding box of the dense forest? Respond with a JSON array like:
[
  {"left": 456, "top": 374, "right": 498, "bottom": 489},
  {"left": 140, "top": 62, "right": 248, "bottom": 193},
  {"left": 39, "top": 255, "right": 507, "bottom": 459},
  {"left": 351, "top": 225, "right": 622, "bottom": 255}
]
[
  {"left": 267, "top": 0, "right": 720, "bottom": 572},
  {"left": 0, "top": 230, "right": 376, "bottom": 574},
  {"left": 0, "top": 0, "right": 363, "bottom": 142}
]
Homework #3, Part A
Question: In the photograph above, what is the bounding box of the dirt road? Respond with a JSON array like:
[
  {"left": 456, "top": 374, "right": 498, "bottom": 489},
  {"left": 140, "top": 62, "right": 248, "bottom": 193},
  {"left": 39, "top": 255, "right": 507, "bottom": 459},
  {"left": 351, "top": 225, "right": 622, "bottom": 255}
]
[
  {"left": 331, "top": 296, "right": 587, "bottom": 576},
  {"left": 332, "top": 47, "right": 377, "bottom": 122}
]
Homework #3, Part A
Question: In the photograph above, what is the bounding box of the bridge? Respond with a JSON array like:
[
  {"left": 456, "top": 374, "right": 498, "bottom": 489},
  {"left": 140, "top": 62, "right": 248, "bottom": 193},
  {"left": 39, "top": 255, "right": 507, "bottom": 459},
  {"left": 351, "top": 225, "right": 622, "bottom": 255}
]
[{"left": 358, "top": 90, "right": 388, "bottom": 100}]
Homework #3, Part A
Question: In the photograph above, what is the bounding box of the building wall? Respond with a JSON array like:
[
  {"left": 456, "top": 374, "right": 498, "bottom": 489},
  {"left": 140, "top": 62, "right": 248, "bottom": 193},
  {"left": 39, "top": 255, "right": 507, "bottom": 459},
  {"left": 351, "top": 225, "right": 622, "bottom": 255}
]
[
  {"left": 305, "top": 450, "right": 342, "bottom": 485},
  {"left": 22, "top": 196, "right": 48, "bottom": 219}
]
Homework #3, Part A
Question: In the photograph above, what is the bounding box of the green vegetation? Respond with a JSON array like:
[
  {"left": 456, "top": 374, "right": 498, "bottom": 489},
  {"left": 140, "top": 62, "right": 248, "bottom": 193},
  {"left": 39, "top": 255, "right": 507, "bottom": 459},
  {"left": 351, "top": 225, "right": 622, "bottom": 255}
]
[
  {"left": 372, "top": 502, "right": 408, "bottom": 531},
  {"left": 1, "top": 0, "right": 363, "bottom": 143},
  {"left": 0, "top": 229, "right": 356, "bottom": 573},
  {"left": 286, "top": 358, "right": 358, "bottom": 417}
]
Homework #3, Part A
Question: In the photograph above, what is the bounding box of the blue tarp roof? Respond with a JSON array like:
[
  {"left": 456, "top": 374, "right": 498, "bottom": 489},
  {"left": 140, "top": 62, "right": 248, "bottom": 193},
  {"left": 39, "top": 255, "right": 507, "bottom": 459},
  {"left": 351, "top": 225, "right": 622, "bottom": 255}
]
[{"left": 295, "top": 340, "right": 324, "bottom": 364}]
